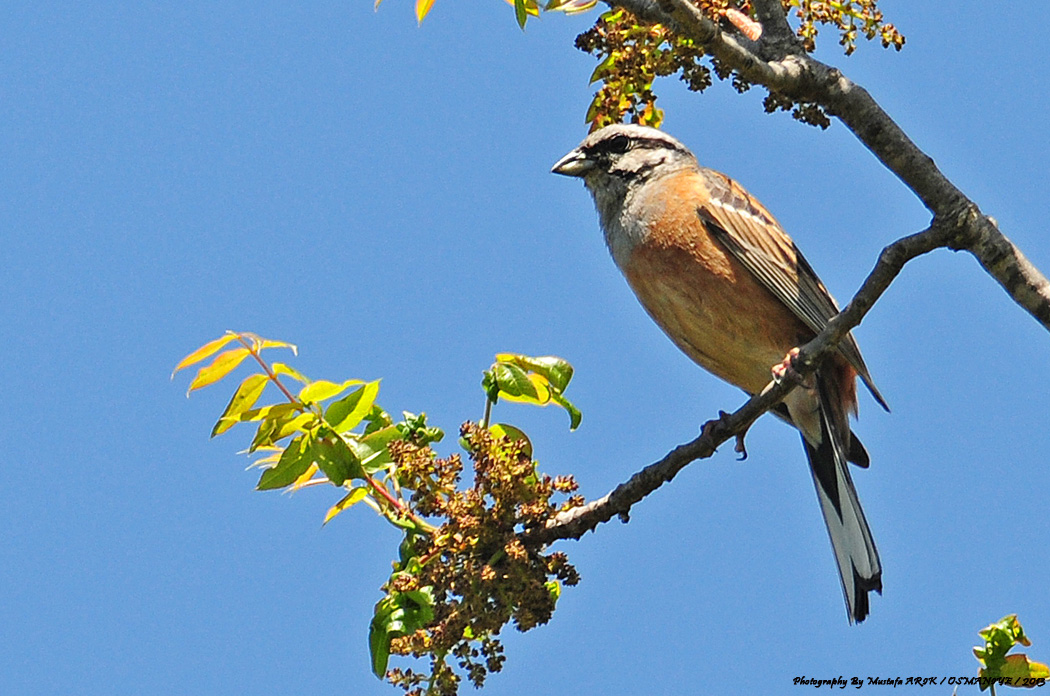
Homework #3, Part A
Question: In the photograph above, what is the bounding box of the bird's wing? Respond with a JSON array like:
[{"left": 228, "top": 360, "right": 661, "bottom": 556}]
[{"left": 696, "top": 169, "right": 888, "bottom": 411}]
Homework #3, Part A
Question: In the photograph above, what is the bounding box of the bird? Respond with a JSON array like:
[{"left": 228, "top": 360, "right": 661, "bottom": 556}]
[{"left": 551, "top": 123, "right": 888, "bottom": 623}]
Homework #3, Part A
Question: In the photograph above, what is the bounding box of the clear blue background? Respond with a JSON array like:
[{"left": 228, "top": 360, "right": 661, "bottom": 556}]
[{"left": 3, "top": 2, "right": 1048, "bottom": 694}]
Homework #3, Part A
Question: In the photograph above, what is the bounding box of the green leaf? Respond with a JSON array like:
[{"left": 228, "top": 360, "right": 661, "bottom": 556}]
[
  {"left": 401, "top": 587, "right": 436, "bottom": 626},
  {"left": 492, "top": 362, "right": 540, "bottom": 401},
  {"left": 211, "top": 373, "right": 268, "bottom": 437},
  {"left": 481, "top": 369, "right": 500, "bottom": 402},
  {"left": 398, "top": 533, "right": 420, "bottom": 568},
  {"left": 257, "top": 435, "right": 313, "bottom": 490},
  {"left": 551, "top": 391, "right": 583, "bottom": 430},
  {"left": 186, "top": 347, "right": 251, "bottom": 393},
  {"left": 362, "top": 404, "right": 393, "bottom": 435},
  {"left": 312, "top": 430, "right": 363, "bottom": 486},
  {"left": 495, "top": 353, "right": 574, "bottom": 391},
  {"left": 589, "top": 54, "right": 616, "bottom": 84},
  {"left": 395, "top": 412, "right": 444, "bottom": 446},
  {"left": 369, "top": 606, "right": 394, "bottom": 678},
  {"left": 514, "top": 0, "right": 528, "bottom": 29},
  {"left": 248, "top": 408, "right": 305, "bottom": 452},
  {"left": 369, "top": 588, "right": 434, "bottom": 678},
  {"left": 298, "top": 379, "right": 363, "bottom": 404},
  {"left": 244, "top": 404, "right": 306, "bottom": 452},
  {"left": 324, "top": 380, "right": 380, "bottom": 433},
  {"left": 348, "top": 425, "right": 406, "bottom": 473}
]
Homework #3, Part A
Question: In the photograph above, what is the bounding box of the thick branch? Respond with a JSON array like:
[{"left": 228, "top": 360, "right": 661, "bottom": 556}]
[
  {"left": 607, "top": 0, "right": 1050, "bottom": 331},
  {"left": 541, "top": 2, "right": 1050, "bottom": 544},
  {"left": 530, "top": 221, "right": 950, "bottom": 545}
]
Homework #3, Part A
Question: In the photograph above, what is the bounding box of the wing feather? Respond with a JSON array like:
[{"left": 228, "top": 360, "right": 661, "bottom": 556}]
[{"left": 697, "top": 169, "right": 888, "bottom": 411}]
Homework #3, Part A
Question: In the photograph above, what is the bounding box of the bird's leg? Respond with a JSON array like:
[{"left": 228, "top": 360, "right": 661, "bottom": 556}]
[
  {"left": 771, "top": 347, "right": 815, "bottom": 390},
  {"left": 700, "top": 410, "right": 751, "bottom": 460}
]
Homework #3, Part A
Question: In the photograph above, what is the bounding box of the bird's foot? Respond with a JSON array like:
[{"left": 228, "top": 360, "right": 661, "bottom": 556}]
[
  {"left": 700, "top": 410, "right": 750, "bottom": 460},
  {"left": 771, "top": 347, "right": 814, "bottom": 389},
  {"left": 733, "top": 430, "right": 748, "bottom": 461}
]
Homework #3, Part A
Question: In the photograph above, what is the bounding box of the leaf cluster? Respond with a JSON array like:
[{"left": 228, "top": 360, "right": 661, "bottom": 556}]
[
  {"left": 973, "top": 615, "right": 1050, "bottom": 693},
  {"left": 785, "top": 0, "right": 904, "bottom": 55},
  {"left": 572, "top": 1, "right": 903, "bottom": 130},
  {"left": 576, "top": 8, "right": 722, "bottom": 131},
  {"left": 175, "top": 334, "right": 584, "bottom": 695}
]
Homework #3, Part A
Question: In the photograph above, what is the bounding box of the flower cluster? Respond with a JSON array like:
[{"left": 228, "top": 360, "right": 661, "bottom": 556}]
[{"left": 380, "top": 423, "right": 581, "bottom": 696}]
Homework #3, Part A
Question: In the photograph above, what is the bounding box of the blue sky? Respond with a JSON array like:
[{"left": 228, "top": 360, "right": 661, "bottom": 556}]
[{"left": 3, "top": 2, "right": 1049, "bottom": 694}]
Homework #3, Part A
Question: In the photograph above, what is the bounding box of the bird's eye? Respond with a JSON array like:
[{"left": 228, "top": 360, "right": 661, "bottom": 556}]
[{"left": 606, "top": 134, "right": 630, "bottom": 154}]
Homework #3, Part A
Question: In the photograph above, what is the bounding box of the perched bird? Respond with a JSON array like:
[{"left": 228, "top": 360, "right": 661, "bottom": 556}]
[{"left": 552, "top": 124, "right": 888, "bottom": 623}]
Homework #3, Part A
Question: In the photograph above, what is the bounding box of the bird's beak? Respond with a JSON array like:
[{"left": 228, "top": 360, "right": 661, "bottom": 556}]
[{"left": 551, "top": 148, "right": 595, "bottom": 177}]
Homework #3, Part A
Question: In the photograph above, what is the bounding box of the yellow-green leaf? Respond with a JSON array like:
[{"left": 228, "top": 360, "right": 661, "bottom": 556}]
[
  {"left": 272, "top": 362, "right": 309, "bottom": 383},
  {"left": 585, "top": 94, "right": 602, "bottom": 125},
  {"left": 589, "top": 54, "right": 616, "bottom": 84},
  {"left": 416, "top": 0, "right": 435, "bottom": 23},
  {"left": 173, "top": 333, "right": 239, "bottom": 376},
  {"left": 323, "top": 487, "right": 369, "bottom": 525},
  {"left": 1000, "top": 653, "right": 1050, "bottom": 681},
  {"left": 249, "top": 449, "right": 283, "bottom": 471},
  {"left": 489, "top": 423, "right": 533, "bottom": 458},
  {"left": 299, "top": 379, "right": 364, "bottom": 404},
  {"left": 247, "top": 406, "right": 305, "bottom": 452},
  {"left": 545, "top": 579, "right": 561, "bottom": 602},
  {"left": 504, "top": 0, "right": 540, "bottom": 17},
  {"left": 325, "top": 380, "right": 381, "bottom": 433},
  {"left": 236, "top": 402, "right": 301, "bottom": 423},
  {"left": 290, "top": 462, "right": 321, "bottom": 491},
  {"left": 255, "top": 339, "right": 297, "bottom": 355},
  {"left": 211, "top": 373, "right": 269, "bottom": 437},
  {"left": 274, "top": 413, "right": 317, "bottom": 442},
  {"left": 187, "top": 347, "right": 251, "bottom": 394}
]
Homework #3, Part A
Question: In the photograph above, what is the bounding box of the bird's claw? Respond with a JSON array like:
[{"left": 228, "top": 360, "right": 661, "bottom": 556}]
[
  {"left": 771, "top": 347, "right": 813, "bottom": 388},
  {"left": 700, "top": 410, "right": 749, "bottom": 460},
  {"left": 734, "top": 431, "right": 748, "bottom": 461}
]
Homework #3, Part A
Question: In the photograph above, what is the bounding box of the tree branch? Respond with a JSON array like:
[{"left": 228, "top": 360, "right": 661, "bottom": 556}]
[
  {"left": 529, "top": 220, "right": 954, "bottom": 544},
  {"left": 534, "top": 2, "right": 1050, "bottom": 545},
  {"left": 608, "top": 0, "right": 1050, "bottom": 330}
]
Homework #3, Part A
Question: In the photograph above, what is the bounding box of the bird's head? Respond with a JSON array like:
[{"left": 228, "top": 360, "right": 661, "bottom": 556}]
[{"left": 551, "top": 124, "right": 697, "bottom": 191}]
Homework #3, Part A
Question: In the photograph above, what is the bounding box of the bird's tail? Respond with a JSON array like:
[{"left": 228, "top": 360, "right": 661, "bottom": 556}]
[{"left": 802, "top": 382, "right": 882, "bottom": 623}]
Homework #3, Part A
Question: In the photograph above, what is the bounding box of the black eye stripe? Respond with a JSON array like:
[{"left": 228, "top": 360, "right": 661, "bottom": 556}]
[
  {"left": 607, "top": 134, "right": 630, "bottom": 154},
  {"left": 588, "top": 133, "right": 688, "bottom": 159}
]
